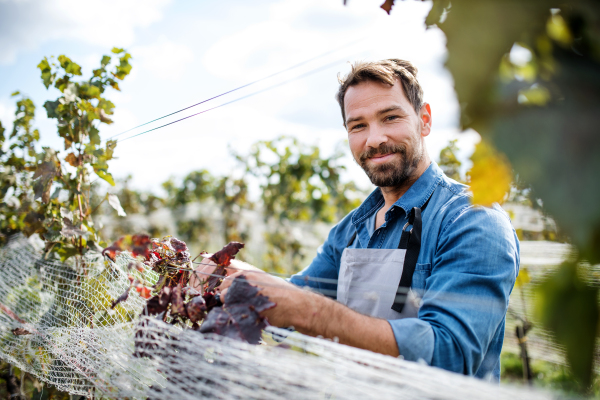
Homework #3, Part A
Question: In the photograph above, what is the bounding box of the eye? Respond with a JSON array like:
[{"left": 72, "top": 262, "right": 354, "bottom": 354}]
[
  {"left": 385, "top": 115, "right": 399, "bottom": 122},
  {"left": 350, "top": 123, "right": 366, "bottom": 131}
]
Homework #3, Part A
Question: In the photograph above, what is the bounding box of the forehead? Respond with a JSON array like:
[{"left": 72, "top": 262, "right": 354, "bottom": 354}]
[{"left": 343, "top": 79, "right": 413, "bottom": 121}]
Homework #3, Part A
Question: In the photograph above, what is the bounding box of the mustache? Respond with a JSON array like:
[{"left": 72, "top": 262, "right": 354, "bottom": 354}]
[{"left": 358, "top": 144, "right": 407, "bottom": 163}]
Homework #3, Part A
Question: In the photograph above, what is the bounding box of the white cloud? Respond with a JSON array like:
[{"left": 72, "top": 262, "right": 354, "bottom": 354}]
[
  {"left": 0, "top": 0, "right": 172, "bottom": 65},
  {"left": 131, "top": 36, "right": 194, "bottom": 82}
]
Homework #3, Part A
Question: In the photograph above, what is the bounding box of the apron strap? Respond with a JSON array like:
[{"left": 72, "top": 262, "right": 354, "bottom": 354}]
[{"left": 392, "top": 195, "right": 432, "bottom": 313}]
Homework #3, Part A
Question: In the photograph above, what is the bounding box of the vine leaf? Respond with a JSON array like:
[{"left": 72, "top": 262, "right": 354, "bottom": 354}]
[
  {"left": 33, "top": 161, "right": 59, "bottom": 203},
  {"left": 108, "top": 194, "right": 127, "bottom": 217},
  {"left": 111, "top": 283, "right": 132, "bottom": 309},
  {"left": 200, "top": 275, "right": 275, "bottom": 344},
  {"left": 204, "top": 242, "right": 245, "bottom": 292},
  {"left": 61, "top": 218, "right": 89, "bottom": 238},
  {"left": 12, "top": 328, "right": 32, "bottom": 336},
  {"left": 380, "top": 0, "right": 395, "bottom": 15},
  {"left": 203, "top": 242, "right": 244, "bottom": 267}
]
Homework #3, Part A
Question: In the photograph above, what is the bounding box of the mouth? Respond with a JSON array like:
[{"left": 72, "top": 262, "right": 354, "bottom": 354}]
[{"left": 367, "top": 153, "right": 395, "bottom": 164}]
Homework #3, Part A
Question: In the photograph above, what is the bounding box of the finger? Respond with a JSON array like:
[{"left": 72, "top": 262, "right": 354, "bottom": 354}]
[
  {"left": 218, "top": 270, "right": 245, "bottom": 292},
  {"left": 220, "top": 287, "right": 229, "bottom": 303}
]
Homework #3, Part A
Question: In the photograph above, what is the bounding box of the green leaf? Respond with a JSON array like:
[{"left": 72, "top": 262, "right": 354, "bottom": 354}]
[
  {"left": 535, "top": 262, "right": 599, "bottom": 388},
  {"left": 101, "top": 55, "right": 111, "bottom": 67},
  {"left": 11, "top": 91, "right": 20, "bottom": 97},
  {"left": 37, "top": 57, "right": 56, "bottom": 89},
  {"left": 57, "top": 55, "right": 82, "bottom": 76},
  {"left": 95, "top": 170, "right": 115, "bottom": 186},
  {"left": 43, "top": 100, "right": 60, "bottom": 119},
  {"left": 111, "top": 47, "right": 125, "bottom": 54},
  {"left": 425, "top": 0, "right": 450, "bottom": 28}
]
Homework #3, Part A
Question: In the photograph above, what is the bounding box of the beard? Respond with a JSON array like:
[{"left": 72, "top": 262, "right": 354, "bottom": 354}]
[{"left": 357, "top": 141, "right": 423, "bottom": 188}]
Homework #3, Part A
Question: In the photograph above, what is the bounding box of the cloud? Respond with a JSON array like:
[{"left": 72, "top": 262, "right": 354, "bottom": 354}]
[
  {"left": 131, "top": 36, "right": 194, "bottom": 82},
  {"left": 0, "top": 0, "right": 172, "bottom": 65}
]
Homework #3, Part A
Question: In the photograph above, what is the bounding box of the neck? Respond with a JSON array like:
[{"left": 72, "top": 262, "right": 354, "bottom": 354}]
[{"left": 379, "top": 155, "right": 431, "bottom": 209}]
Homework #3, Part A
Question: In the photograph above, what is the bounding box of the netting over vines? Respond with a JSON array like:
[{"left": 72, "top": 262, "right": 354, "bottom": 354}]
[{"left": 0, "top": 235, "right": 554, "bottom": 399}]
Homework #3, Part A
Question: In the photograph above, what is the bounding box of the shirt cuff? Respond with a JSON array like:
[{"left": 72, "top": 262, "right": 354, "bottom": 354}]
[{"left": 388, "top": 318, "right": 434, "bottom": 364}]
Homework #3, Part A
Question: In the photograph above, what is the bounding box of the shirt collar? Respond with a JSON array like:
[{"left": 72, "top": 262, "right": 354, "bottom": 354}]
[{"left": 351, "top": 162, "right": 442, "bottom": 226}]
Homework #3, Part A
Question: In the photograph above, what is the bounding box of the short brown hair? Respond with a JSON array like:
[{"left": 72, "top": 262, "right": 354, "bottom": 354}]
[{"left": 336, "top": 59, "right": 424, "bottom": 125}]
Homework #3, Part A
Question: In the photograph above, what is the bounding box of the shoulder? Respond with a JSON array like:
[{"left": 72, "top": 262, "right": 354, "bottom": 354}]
[{"left": 431, "top": 174, "right": 513, "bottom": 233}]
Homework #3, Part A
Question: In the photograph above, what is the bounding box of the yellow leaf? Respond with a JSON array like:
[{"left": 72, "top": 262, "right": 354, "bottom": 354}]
[
  {"left": 467, "top": 140, "right": 512, "bottom": 206},
  {"left": 515, "top": 266, "right": 530, "bottom": 288}
]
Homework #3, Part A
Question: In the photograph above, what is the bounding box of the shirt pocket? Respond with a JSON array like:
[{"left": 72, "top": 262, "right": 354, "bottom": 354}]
[{"left": 411, "top": 263, "right": 432, "bottom": 292}]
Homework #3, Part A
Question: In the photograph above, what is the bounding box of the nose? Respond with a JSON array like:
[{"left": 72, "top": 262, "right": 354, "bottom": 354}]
[{"left": 364, "top": 124, "right": 388, "bottom": 149}]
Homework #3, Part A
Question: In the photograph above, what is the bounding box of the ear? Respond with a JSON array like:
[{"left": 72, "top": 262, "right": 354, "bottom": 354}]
[{"left": 419, "top": 103, "right": 432, "bottom": 137}]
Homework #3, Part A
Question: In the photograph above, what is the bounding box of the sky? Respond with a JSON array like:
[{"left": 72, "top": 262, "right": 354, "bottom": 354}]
[{"left": 0, "top": 0, "right": 480, "bottom": 195}]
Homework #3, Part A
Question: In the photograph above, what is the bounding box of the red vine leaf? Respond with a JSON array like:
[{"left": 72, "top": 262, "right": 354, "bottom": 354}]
[
  {"left": 170, "top": 237, "right": 188, "bottom": 253},
  {"left": 131, "top": 234, "right": 151, "bottom": 259},
  {"left": 170, "top": 284, "right": 187, "bottom": 317},
  {"left": 102, "top": 237, "right": 124, "bottom": 261},
  {"left": 186, "top": 295, "right": 207, "bottom": 323},
  {"left": 199, "top": 275, "right": 275, "bottom": 344},
  {"left": 380, "top": 0, "right": 395, "bottom": 15},
  {"left": 136, "top": 286, "right": 152, "bottom": 299},
  {"left": 204, "top": 242, "right": 244, "bottom": 267}
]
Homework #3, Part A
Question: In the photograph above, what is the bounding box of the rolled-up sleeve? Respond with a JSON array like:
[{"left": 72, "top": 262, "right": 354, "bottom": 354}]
[{"left": 388, "top": 205, "right": 519, "bottom": 374}]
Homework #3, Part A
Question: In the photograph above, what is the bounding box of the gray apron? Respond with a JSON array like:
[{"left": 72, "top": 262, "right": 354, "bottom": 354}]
[{"left": 337, "top": 202, "right": 428, "bottom": 320}]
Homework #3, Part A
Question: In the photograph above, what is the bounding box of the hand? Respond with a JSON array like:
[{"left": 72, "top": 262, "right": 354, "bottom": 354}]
[
  {"left": 219, "top": 269, "right": 304, "bottom": 328},
  {"left": 188, "top": 258, "right": 264, "bottom": 293}
]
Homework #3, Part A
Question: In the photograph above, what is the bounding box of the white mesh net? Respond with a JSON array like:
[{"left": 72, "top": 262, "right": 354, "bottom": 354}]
[{"left": 0, "top": 235, "right": 556, "bottom": 399}]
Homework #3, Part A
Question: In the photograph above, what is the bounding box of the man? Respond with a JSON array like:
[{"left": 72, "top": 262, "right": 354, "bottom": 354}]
[{"left": 210, "top": 59, "right": 519, "bottom": 381}]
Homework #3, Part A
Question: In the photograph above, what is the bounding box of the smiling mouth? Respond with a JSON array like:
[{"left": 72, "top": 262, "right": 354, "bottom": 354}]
[{"left": 368, "top": 153, "right": 395, "bottom": 163}]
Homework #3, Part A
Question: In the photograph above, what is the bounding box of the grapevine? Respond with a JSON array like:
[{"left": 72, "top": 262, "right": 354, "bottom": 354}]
[{"left": 102, "top": 236, "right": 275, "bottom": 346}]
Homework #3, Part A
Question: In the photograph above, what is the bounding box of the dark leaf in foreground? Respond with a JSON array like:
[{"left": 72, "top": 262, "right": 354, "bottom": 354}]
[
  {"left": 170, "top": 237, "right": 188, "bottom": 253},
  {"left": 170, "top": 284, "right": 186, "bottom": 317},
  {"left": 204, "top": 241, "right": 244, "bottom": 267},
  {"left": 186, "top": 295, "right": 207, "bottom": 323},
  {"left": 145, "top": 296, "right": 167, "bottom": 315},
  {"left": 159, "top": 286, "right": 172, "bottom": 308},
  {"left": 202, "top": 291, "right": 220, "bottom": 313},
  {"left": 12, "top": 327, "right": 31, "bottom": 335},
  {"left": 199, "top": 275, "right": 275, "bottom": 344},
  {"left": 205, "top": 266, "right": 226, "bottom": 293},
  {"left": 111, "top": 284, "right": 132, "bottom": 309}
]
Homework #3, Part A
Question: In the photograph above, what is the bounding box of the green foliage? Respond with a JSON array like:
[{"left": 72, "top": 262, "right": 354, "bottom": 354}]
[
  {"left": 243, "top": 137, "right": 363, "bottom": 273},
  {"left": 534, "top": 261, "right": 599, "bottom": 389},
  {"left": 0, "top": 49, "right": 132, "bottom": 261},
  {"left": 437, "top": 139, "right": 462, "bottom": 182},
  {"left": 419, "top": 0, "right": 600, "bottom": 388}
]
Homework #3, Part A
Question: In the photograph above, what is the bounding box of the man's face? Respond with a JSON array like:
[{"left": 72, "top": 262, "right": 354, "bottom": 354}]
[{"left": 344, "top": 79, "right": 431, "bottom": 188}]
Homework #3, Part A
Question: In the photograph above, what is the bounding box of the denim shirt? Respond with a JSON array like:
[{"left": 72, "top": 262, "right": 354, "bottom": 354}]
[{"left": 290, "top": 162, "right": 519, "bottom": 380}]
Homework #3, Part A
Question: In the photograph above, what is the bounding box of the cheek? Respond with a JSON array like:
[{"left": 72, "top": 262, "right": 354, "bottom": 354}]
[{"left": 348, "top": 135, "right": 364, "bottom": 157}]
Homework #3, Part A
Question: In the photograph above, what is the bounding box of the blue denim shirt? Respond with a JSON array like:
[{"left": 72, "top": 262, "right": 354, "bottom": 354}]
[{"left": 290, "top": 162, "right": 519, "bottom": 380}]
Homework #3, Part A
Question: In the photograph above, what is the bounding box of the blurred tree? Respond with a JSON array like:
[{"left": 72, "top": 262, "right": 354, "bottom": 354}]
[
  {"left": 371, "top": 0, "right": 600, "bottom": 389},
  {"left": 438, "top": 139, "right": 462, "bottom": 182},
  {"left": 244, "top": 136, "right": 363, "bottom": 273},
  {"left": 0, "top": 49, "right": 132, "bottom": 261}
]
